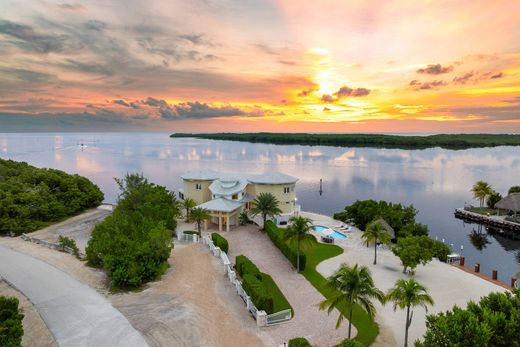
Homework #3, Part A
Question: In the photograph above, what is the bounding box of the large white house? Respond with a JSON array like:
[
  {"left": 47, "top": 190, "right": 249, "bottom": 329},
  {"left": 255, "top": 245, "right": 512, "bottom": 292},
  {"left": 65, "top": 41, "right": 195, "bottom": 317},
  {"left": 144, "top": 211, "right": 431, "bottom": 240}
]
[{"left": 178, "top": 169, "right": 299, "bottom": 231}]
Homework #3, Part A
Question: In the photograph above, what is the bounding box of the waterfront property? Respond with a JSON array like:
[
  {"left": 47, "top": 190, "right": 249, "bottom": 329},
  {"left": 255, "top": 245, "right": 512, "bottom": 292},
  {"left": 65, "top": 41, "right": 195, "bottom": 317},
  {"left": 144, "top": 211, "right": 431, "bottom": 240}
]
[{"left": 178, "top": 170, "right": 300, "bottom": 231}]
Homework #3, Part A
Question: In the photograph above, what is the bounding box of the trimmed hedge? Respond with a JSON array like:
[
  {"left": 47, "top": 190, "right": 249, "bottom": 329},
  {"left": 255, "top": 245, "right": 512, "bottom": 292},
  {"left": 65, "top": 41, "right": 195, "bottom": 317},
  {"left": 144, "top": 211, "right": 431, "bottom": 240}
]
[
  {"left": 334, "top": 339, "right": 366, "bottom": 347},
  {"left": 242, "top": 274, "right": 274, "bottom": 313},
  {"left": 235, "top": 255, "right": 262, "bottom": 280},
  {"left": 289, "top": 337, "right": 312, "bottom": 347},
  {"left": 183, "top": 230, "right": 199, "bottom": 235},
  {"left": 211, "top": 233, "right": 229, "bottom": 253},
  {"left": 0, "top": 296, "right": 24, "bottom": 347},
  {"left": 265, "top": 221, "right": 306, "bottom": 271}
]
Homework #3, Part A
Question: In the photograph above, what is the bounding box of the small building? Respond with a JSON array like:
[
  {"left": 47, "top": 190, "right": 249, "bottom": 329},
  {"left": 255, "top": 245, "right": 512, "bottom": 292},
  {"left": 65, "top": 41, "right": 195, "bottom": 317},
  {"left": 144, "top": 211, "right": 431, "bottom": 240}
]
[
  {"left": 179, "top": 170, "right": 299, "bottom": 231},
  {"left": 495, "top": 193, "right": 520, "bottom": 215}
]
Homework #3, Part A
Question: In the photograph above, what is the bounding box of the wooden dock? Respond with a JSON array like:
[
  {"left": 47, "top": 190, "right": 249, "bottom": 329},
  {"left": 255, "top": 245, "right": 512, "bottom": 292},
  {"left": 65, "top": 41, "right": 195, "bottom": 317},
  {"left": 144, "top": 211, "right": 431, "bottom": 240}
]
[{"left": 454, "top": 208, "right": 520, "bottom": 240}]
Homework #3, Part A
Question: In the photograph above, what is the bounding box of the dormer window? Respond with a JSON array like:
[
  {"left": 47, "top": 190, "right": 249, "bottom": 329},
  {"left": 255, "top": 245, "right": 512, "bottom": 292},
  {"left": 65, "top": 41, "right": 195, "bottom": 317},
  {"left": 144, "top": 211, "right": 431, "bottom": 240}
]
[
  {"left": 232, "top": 193, "right": 238, "bottom": 200},
  {"left": 195, "top": 183, "right": 202, "bottom": 190}
]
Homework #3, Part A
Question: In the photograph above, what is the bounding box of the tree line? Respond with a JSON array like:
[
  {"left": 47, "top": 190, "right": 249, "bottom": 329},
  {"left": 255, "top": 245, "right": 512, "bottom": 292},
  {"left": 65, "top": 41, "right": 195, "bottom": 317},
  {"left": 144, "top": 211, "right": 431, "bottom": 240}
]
[
  {"left": 0, "top": 159, "right": 103, "bottom": 235},
  {"left": 170, "top": 132, "right": 520, "bottom": 150},
  {"left": 86, "top": 173, "right": 181, "bottom": 288}
]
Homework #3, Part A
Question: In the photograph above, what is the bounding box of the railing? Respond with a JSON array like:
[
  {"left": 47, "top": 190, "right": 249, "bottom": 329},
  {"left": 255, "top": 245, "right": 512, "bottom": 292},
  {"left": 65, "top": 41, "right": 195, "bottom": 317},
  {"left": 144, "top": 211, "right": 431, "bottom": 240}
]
[
  {"left": 266, "top": 309, "right": 292, "bottom": 326},
  {"left": 177, "top": 231, "right": 199, "bottom": 243},
  {"left": 20, "top": 234, "right": 85, "bottom": 258}
]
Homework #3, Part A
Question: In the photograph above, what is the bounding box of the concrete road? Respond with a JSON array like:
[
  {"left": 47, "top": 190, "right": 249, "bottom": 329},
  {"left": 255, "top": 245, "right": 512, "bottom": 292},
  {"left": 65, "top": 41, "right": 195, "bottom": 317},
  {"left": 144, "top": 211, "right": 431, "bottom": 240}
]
[{"left": 0, "top": 245, "right": 148, "bottom": 347}]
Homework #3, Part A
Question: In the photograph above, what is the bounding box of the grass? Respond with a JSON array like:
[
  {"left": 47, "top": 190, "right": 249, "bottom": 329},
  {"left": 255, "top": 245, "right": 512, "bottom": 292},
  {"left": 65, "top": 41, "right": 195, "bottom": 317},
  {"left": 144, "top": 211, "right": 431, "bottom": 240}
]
[
  {"left": 261, "top": 273, "right": 293, "bottom": 314},
  {"left": 298, "top": 235, "right": 379, "bottom": 346},
  {"left": 466, "top": 207, "right": 508, "bottom": 216}
]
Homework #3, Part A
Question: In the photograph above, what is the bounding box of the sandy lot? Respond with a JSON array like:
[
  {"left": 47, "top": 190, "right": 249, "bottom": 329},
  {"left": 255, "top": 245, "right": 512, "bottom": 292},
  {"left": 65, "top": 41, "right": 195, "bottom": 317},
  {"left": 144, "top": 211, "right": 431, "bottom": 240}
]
[
  {"left": 317, "top": 226, "right": 508, "bottom": 347},
  {"left": 0, "top": 280, "right": 56, "bottom": 347},
  {"left": 30, "top": 208, "right": 112, "bottom": 251}
]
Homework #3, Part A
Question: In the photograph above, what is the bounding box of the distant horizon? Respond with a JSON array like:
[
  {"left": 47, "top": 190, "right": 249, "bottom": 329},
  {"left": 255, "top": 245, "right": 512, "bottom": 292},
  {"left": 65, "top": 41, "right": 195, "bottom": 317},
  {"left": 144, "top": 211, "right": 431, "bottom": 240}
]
[{"left": 1, "top": 1, "right": 519, "bottom": 133}]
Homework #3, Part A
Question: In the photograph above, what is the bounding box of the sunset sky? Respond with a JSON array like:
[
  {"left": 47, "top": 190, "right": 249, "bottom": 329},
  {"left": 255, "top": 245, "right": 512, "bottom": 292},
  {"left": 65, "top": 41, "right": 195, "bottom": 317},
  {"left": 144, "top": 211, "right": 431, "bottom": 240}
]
[{"left": 0, "top": 0, "right": 519, "bottom": 132}]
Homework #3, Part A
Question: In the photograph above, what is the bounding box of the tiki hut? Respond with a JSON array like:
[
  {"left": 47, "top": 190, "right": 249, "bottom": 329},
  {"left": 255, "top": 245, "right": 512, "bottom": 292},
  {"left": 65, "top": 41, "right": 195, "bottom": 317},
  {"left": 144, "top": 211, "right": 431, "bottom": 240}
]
[
  {"left": 494, "top": 193, "right": 520, "bottom": 215},
  {"left": 373, "top": 217, "right": 396, "bottom": 239}
]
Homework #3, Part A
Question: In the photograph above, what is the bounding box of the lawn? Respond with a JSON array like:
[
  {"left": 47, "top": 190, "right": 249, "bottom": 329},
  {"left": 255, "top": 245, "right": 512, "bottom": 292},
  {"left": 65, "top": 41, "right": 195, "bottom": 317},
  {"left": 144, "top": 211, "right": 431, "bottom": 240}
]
[
  {"left": 261, "top": 273, "right": 293, "bottom": 314},
  {"left": 466, "top": 207, "right": 508, "bottom": 216},
  {"left": 299, "top": 236, "right": 379, "bottom": 346}
]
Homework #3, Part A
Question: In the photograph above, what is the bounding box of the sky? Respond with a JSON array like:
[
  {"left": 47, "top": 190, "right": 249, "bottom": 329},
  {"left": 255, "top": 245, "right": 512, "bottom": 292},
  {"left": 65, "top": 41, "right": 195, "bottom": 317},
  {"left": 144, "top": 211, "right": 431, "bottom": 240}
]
[{"left": 0, "top": 0, "right": 519, "bottom": 133}]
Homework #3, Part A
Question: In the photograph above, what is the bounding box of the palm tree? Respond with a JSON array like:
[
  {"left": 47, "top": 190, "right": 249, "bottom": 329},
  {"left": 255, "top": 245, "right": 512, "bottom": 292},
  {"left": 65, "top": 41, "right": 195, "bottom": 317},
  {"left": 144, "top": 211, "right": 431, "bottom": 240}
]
[
  {"left": 250, "top": 192, "right": 282, "bottom": 230},
  {"left": 471, "top": 181, "right": 493, "bottom": 207},
  {"left": 386, "top": 278, "right": 434, "bottom": 347},
  {"left": 188, "top": 207, "right": 210, "bottom": 234},
  {"left": 319, "top": 263, "right": 385, "bottom": 339},
  {"left": 284, "top": 216, "right": 313, "bottom": 272},
  {"left": 362, "top": 220, "right": 392, "bottom": 265},
  {"left": 183, "top": 198, "right": 197, "bottom": 219}
]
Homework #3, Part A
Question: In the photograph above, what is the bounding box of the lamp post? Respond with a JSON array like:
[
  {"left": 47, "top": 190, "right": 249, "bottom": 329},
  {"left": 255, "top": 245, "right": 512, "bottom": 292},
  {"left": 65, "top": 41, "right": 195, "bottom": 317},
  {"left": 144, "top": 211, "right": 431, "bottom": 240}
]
[{"left": 293, "top": 197, "right": 298, "bottom": 216}]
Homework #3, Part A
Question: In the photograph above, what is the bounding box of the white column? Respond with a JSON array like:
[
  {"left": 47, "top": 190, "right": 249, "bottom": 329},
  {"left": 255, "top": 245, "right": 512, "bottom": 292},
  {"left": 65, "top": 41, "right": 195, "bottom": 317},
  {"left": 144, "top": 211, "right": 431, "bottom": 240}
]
[
  {"left": 218, "top": 212, "right": 222, "bottom": 232},
  {"left": 226, "top": 212, "right": 230, "bottom": 232}
]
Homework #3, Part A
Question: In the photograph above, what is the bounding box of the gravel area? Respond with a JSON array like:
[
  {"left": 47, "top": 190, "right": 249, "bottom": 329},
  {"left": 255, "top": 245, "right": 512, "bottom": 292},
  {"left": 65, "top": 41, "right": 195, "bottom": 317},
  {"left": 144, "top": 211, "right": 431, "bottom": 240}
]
[{"left": 222, "top": 224, "right": 352, "bottom": 347}]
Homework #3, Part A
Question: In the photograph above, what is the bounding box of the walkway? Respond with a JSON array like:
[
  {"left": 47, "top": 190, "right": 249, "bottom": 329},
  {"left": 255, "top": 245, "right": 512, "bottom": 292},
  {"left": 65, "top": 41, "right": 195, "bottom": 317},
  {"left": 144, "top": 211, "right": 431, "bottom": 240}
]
[
  {"left": 223, "top": 225, "right": 352, "bottom": 347},
  {"left": 0, "top": 245, "right": 148, "bottom": 347}
]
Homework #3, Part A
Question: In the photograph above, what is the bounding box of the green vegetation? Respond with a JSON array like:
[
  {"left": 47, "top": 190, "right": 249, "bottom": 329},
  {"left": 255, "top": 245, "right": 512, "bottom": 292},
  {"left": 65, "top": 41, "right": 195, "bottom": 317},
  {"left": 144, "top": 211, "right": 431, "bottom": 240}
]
[
  {"left": 416, "top": 289, "right": 520, "bottom": 347},
  {"left": 58, "top": 235, "right": 80, "bottom": 258},
  {"left": 235, "top": 255, "right": 292, "bottom": 314},
  {"left": 239, "top": 211, "right": 251, "bottom": 225},
  {"left": 334, "top": 339, "right": 366, "bottom": 347},
  {"left": 0, "top": 158, "right": 103, "bottom": 235},
  {"left": 288, "top": 337, "right": 312, "bottom": 347},
  {"left": 386, "top": 279, "right": 434, "bottom": 347},
  {"left": 251, "top": 192, "right": 282, "bottom": 230},
  {"left": 266, "top": 222, "right": 379, "bottom": 345},
  {"left": 471, "top": 180, "right": 494, "bottom": 207},
  {"left": 508, "top": 186, "right": 520, "bottom": 194},
  {"left": 334, "top": 199, "right": 417, "bottom": 236},
  {"left": 0, "top": 296, "right": 24, "bottom": 347},
  {"left": 182, "top": 198, "right": 196, "bottom": 219},
  {"left": 320, "top": 264, "right": 385, "bottom": 340},
  {"left": 284, "top": 216, "right": 314, "bottom": 272},
  {"left": 188, "top": 207, "right": 210, "bottom": 234},
  {"left": 506, "top": 215, "right": 520, "bottom": 223},
  {"left": 393, "top": 237, "right": 435, "bottom": 273},
  {"left": 86, "top": 174, "right": 180, "bottom": 288},
  {"left": 465, "top": 206, "right": 507, "bottom": 215},
  {"left": 362, "top": 221, "right": 392, "bottom": 265},
  {"left": 265, "top": 221, "right": 306, "bottom": 271},
  {"left": 211, "top": 233, "right": 229, "bottom": 253},
  {"left": 170, "top": 132, "right": 520, "bottom": 150}
]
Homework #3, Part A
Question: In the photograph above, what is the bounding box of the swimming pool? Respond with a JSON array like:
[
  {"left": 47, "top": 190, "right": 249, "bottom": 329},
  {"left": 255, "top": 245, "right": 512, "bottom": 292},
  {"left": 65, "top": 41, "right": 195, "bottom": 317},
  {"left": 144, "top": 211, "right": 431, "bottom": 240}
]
[{"left": 313, "top": 225, "right": 348, "bottom": 240}]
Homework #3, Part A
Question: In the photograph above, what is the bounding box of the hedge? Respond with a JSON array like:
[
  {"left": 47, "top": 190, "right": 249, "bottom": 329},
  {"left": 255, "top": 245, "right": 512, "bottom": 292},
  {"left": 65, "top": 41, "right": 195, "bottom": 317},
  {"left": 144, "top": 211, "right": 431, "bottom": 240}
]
[
  {"left": 0, "top": 296, "right": 24, "bottom": 347},
  {"left": 211, "top": 233, "right": 229, "bottom": 253},
  {"left": 334, "top": 339, "right": 366, "bottom": 347},
  {"left": 183, "top": 230, "right": 199, "bottom": 235},
  {"left": 242, "top": 273, "right": 274, "bottom": 313},
  {"left": 235, "top": 255, "right": 262, "bottom": 280},
  {"left": 288, "top": 337, "right": 312, "bottom": 347},
  {"left": 265, "top": 221, "right": 306, "bottom": 271}
]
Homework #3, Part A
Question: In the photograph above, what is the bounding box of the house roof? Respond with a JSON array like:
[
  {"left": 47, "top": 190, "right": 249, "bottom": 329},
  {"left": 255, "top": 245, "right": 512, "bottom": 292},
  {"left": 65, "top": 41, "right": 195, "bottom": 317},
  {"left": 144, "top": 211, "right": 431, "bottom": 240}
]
[
  {"left": 181, "top": 169, "right": 220, "bottom": 181},
  {"left": 196, "top": 198, "right": 244, "bottom": 213},
  {"left": 209, "top": 176, "right": 249, "bottom": 196},
  {"left": 495, "top": 193, "right": 520, "bottom": 212},
  {"left": 373, "top": 217, "right": 396, "bottom": 238},
  {"left": 247, "top": 172, "right": 298, "bottom": 185}
]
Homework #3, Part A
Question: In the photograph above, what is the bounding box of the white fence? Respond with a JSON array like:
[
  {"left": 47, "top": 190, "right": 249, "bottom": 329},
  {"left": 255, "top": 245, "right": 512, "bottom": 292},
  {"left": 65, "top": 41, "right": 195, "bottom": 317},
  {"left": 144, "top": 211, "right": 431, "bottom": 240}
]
[
  {"left": 20, "top": 234, "right": 85, "bottom": 258},
  {"left": 177, "top": 231, "right": 199, "bottom": 243},
  {"left": 202, "top": 235, "right": 292, "bottom": 327}
]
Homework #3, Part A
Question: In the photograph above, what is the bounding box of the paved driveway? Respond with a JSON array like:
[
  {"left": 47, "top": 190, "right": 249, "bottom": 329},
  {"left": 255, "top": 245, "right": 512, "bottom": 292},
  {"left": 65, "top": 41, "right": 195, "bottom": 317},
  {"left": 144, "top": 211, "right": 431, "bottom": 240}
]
[
  {"left": 0, "top": 245, "right": 148, "bottom": 347},
  {"left": 223, "top": 225, "right": 352, "bottom": 347}
]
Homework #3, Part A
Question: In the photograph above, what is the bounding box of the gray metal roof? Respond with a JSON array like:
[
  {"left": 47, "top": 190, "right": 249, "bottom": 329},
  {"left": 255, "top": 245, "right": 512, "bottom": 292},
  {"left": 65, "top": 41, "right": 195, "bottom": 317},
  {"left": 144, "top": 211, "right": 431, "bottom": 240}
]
[
  {"left": 495, "top": 193, "right": 520, "bottom": 212},
  {"left": 209, "top": 176, "right": 248, "bottom": 196},
  {"left": 181, "top": 169, "right": 220, "bottom": 181},
  {"left": 196, "top": 198, "right": 243, "bottom": 212},
  {"left": 181, "top": 169, "right": 298, "bottom": 185},
  {"left": 247, "top": 172, "right": 298, "bottom": 185}
]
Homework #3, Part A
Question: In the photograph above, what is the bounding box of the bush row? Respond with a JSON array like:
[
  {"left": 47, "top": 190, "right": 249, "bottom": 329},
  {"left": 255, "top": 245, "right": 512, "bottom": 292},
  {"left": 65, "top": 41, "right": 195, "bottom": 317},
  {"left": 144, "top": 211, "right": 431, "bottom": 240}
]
[
  {"left": 211, "top": 233, "right": 229, "bottom": 253},
  {"left": 235, "top": 255, "right": 261, "bottom": 280},
  {"left": 242, "top": 274, "right": 274, "bottom": 313},
  {"left": 288, "top": 337, "right": 312, "bottom": 347},
  {"left": 0, "top": 296, "right": 24, "bottom": 347},
  {"left": 265, "top": 221, "right": 306, "bottom": 271}
]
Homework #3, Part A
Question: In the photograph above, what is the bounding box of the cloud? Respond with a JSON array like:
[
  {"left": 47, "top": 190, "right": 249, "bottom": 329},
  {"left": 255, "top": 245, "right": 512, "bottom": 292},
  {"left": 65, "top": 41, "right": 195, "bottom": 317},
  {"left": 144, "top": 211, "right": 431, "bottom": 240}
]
[
  {"left": 60, "top": 59, "right": 113, "bottom": 76},
  {"left": 138, "top": 97, "right": 247, "bottom": 119},
  {"left": 323, "top": 107, "right": 331, "bottom": 111},
  {"left": 85, "top": 20, "right": 106, "bottom": 31},
  {"left": 409, "top": 79, "right": 447, "bottom": 90},
  {"left": 0, "top": 20, "right": 81, "bottom": 54},
  {"left": 321, "top": 94, "right": 334, "bottom": 102},
  {"left": 417, "top": 64, "right": 454, "bottom": 75},
  {"left": 56, "top": 3, "right": 86, "bottom": 11},
  {"left": 453, "top": 72, "right": 475, "bottom": 85},
  {"left": 452, "top": 71, "right": 503, "bottom": 85},
  {"left": 334, "top": 86, "right": 371, "bottom": 98},
  {"left": 0, "top": 67, "right": 55, "bottom": 83},
  {"left": 491, "top": 72, "right": 504, "bottom": 79},
  {"left": 112, "top": 99, "right": 131, "bottom": 107},
  {"left": 297, "top": 88, "right": 316, "bottom": 97}
]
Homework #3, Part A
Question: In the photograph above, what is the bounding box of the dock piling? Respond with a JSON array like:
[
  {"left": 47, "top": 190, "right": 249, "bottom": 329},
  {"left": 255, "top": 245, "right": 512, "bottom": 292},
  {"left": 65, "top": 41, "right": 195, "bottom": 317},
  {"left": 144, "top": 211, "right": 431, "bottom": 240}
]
[{"left": 475, "top": 263, "right": 480, "bottom": 273}]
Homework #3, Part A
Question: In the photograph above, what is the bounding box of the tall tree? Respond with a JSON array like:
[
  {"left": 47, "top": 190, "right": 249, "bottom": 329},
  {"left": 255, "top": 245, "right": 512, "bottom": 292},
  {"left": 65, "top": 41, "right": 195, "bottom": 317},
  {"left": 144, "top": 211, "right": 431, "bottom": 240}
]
[
  {"left": 183, "top": 198, "right": 197, "bottom": 219},
  {"left": 319, "top": 263, "right": 385, "bottom": 339},
  {"left": 284, "top": 215, "right": 313, "bottom": 272},
  {"left": 189, "top": 207, "right": 210, "bottom": 234},
  {"left": 386, "top": 278, "right": 434, "bottom": 347},
  {"left": 250, "top": 192, "right": 282, "bottom": 230},
  {"left": 362, "top": 220, "right": 392, "bottom": 265},
  {"left": 471, "top": 181, "right": 493, "bottom": 207}
]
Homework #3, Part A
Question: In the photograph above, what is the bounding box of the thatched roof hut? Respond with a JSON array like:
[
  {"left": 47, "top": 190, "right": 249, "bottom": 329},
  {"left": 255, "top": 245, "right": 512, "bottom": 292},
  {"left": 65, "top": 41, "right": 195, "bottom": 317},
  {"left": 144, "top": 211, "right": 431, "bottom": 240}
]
[
  {"left": 373, "top": 217, "right": 396, "bottom": 239},
  {"left": 494, "top": 193, "right": 520, "bottom": 213}
]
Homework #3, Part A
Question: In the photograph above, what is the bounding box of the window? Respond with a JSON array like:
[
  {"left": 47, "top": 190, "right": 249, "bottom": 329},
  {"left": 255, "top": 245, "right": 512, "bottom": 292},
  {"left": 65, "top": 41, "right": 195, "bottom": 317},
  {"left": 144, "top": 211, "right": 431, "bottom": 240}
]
[
  {"left": 195, "top": 183, "right": 202, "bottom": 190},
  {"left": 232, "top": 193, "right": 238, "bottom": 200},
  {"left": 283, "top": 187, "right": 290, "bottom": 194}
]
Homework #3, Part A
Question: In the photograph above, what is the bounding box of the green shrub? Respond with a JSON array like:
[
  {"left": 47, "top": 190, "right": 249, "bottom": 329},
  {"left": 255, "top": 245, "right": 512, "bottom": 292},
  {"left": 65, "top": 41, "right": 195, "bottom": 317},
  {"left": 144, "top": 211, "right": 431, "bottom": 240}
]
[
  {"left": 183, "top": 230, "right": 199, "bottom": 235},
  {"left": 242, "top": 273, "right": 274, "bottom": 313},
  {"left": 432, "top": 239, "right": 451, "bottom": 262},
  {"left": 265, "top": 221, "right": 306, "bottom": 271},
  {"left": 333, "top": 339, "right": 365, "bottom": 347},
  {"left": 235, "top": 255, "right": 261, "bottom": 280},
  {"left": 58, "top": 235, "right": 80, "bottom": 258},
  {"left": 0, "top": 296, "right": 24, "bottom": 347},
  {"left": 288, "top": 337, "right": 312, "bottom": 347},
  {"left": 211, "top": 233, "right": 229, "bottom": 253}
]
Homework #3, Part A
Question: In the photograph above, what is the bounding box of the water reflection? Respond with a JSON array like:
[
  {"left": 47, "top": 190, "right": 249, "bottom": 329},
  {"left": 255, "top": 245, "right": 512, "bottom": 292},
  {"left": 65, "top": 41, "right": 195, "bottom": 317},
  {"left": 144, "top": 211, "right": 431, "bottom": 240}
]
[
  {"left": 469, "top": 224, "right": 491, "bottom": 251},
  {"left": 0, "top": 132, "right": 518, "bottom": 280}
]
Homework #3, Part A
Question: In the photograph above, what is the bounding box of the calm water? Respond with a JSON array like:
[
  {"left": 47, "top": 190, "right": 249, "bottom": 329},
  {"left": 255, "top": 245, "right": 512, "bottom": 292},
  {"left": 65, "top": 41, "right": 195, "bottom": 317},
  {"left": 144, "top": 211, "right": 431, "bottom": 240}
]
[{"left": 1, "top": 132, "right": 519, "bottom": 281}]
